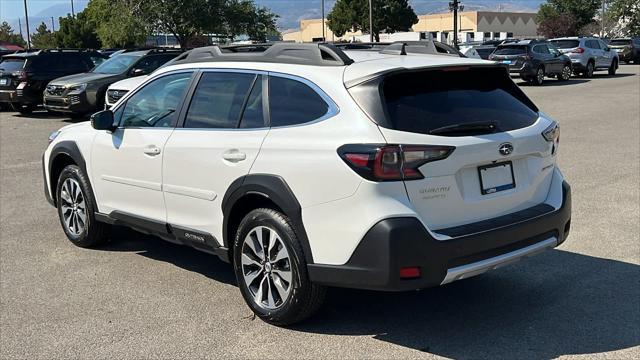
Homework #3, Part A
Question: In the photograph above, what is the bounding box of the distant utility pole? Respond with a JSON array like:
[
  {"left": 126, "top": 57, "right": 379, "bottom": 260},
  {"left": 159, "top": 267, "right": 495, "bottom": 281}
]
[
  {"left": 321, "top": 0, "right": 325, "bottom": 41},
  {"left": 449, "top": 0, "right": 464, "bottom": 48},
  {"left": 369, "top": 0, "right": 373, "bottom": 42},
  {"left": 23, "top": 0, "right": 31, "bottom": 49},
  {"left": 70, "top": 0, "right": 75, "bottom": 17},
  {"left": 18, "top": 18, "right": 23, "bottom": 40},
  {"left": 51, "top": 16, "right": 55, "bottom": 31},
  {"left": 601, "top": 0, "right": 606, "bottom": 37}
]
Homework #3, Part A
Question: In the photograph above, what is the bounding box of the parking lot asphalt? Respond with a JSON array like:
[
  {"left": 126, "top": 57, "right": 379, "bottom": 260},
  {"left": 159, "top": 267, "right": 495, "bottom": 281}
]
[{"left": 1, "top": 66, "right": 639, "bottom": 360}]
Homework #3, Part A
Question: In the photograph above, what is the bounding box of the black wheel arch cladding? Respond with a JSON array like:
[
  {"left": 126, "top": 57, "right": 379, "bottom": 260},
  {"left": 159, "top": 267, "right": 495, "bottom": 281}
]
[
  {"left": 222, "top": 174, "right": 314, "bottom": 264},
  {"left": 48, "top": 141, "right": 95, "bottom": 209}
]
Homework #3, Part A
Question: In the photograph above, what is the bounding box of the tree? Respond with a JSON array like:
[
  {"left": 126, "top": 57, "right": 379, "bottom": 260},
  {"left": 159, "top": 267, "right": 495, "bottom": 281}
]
[
  {"left": 537, "top": 0, "right": 600, "bottom": 37},
  {"left": 608, "top": 0, "right": 640, "bottom": 36},
  {"left": 31, "top": 22, "right": 57, "bottom": 49},
  {"left": 225, "top": 0, "right": 279, "bottom": 42},
  {"left": 0, "top": 21, "right": 26, "bottom": 47},
  {"left": 55, "top": 12, "right": 101, "bottom": 48},
  {"left": 84, "top": 0, "right": 148, "bottom": 48},
  {"left": 327, "top": 0, "right": 418, "bottom": 42}
]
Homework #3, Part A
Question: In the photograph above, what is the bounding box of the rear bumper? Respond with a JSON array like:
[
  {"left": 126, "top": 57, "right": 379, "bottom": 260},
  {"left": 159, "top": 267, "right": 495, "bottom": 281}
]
[
  {"left": 308, "top": 181, "right": 571, "bottom": 291},
  {"left": 0, "top": 87, "right": 39, "bottom": 105}
]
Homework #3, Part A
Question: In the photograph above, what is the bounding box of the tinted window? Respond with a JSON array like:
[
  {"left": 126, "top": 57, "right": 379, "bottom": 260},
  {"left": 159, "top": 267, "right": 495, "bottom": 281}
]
[
  {"left": 93, "top": 54, "right": 141, "bottom": 74},
  {"left": 493, "top": 45, "right": 527, "bottom": 55},
  {"left": 121, "top": 72, "right": 192, "bottom": 128},
  {"left": 609, "top": 39, "right": 631, "bottom": 45},
  {"left": 633, "top": 38, "right": 640, "bottom": 45},
  {"left": 380, "top": 67, "right": 538, "bottom": 136},
  {"left": 0, "top": 58, "right": 26, "bottom": 72},
  {"left": 549, "top": 40, "right": 579, "bottom": 49},
  {"left": 239, "top": 76, "right": 265, "bottom": 128},
  {"left": 269, "top": 76, "right": 329, "bottom": 127},
  {"left": 533, "top": 45, "right": 550, "bottom": 54},
  {"left": 133, "top": 54, "right": 179, "bottom": 74},
  {"left": 60, "top": 53, "right": 89, "bottom": 71},
  {"left": 184, "top": 72, "right": 255, "bottom": 128}
]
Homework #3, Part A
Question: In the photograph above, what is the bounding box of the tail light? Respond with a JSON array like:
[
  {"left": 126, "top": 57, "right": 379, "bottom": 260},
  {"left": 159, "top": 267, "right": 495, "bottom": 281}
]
[
  {"left": 571, "top": 47, "right": 585, "bottom": 54},
  {"left": 12, "top": 70, "right": 27, "bottom": 81},
  {"left": 338, "top": 144, "right": 455, "bottom": 181},
  {"left": 542, "top": 121, "right": 560, "bottom": 155}
]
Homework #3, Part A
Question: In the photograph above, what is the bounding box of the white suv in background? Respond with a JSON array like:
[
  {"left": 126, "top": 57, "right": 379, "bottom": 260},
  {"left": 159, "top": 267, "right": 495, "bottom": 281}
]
[
  {"left": 43, "top": 43, "right": 571, "bottom": 325},
  {"left": 549, "top": 37, "right": 619, "bottom": 77}
]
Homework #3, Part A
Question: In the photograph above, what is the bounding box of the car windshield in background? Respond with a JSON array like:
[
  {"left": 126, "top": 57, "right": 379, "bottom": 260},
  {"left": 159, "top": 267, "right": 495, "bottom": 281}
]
[
  {"left": 0, "top": 58, "right": 26, "bottom": 72},
  {"left": 550, "top": 40, "right": 580, "bottom": 49},
  {"left": 493, "top": 46, "right": 528, "bottom": 55},
  {"left": 92, "top": 54, "right": 140, "bottom": 74},
  {"left": 381, "top": 67, "right": 539, "bottom": 136},
  {"left": 609, "top": 39, "right": 631, "bottom": 46}
]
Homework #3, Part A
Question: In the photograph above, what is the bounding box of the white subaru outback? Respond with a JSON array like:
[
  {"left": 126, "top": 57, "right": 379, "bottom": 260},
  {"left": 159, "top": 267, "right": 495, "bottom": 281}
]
[{"left": 43, "top": 43, "right": 571, "bottom": 325}]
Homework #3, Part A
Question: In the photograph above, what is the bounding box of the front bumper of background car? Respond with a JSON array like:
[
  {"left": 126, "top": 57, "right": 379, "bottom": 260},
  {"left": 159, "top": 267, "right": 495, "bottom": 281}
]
[
  {"left": 43, "top": 92, "right": 95, "bottom": 114},
  {"left": 308, "top": 181, "right": 571, "bottom": 291}
]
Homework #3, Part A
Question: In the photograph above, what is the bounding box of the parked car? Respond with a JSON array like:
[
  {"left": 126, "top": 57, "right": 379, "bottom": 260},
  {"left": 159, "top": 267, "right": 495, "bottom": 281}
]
[
  {"left": 608, "top": 38, "right": 640, "bottom": 64},
  {"left": 43, "top": 43, "right": 571, "bottom": 325},
  {"left": 0, "top": 49, "right": 107, "bottom": 114},
  {"left": 460, "top": 43, "right": 496, "bottom": 59},
  {"left": 549, "top": 37, "right": 619, "bottom": 77},
  {"left": 489, "top": 39, "right": 573, "bottom": 85},
  {"left": 43, "top": 48, "right": 181, "bottom": 117}
]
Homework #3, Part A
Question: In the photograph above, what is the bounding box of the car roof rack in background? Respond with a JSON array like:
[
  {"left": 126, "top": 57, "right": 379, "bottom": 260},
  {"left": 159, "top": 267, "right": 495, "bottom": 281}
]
[
  {"left": 379, "top": 41, "right": 439, "bottom": 55},
  {"left": 333, "top": 42, "right": 391, "bottom": 51},
  {"left": 176, "top": 43, "right": 354, "bottom": 66}
]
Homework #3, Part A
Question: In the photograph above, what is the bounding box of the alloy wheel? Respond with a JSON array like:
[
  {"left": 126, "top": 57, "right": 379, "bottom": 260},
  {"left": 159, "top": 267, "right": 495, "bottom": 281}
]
[
  {"left": 241, "top": 226, "right": 292, "bottom": 310},
  {"left": 587, "top": 62, "right": 594, "bottom": 77},
  {"left": 537, "top": 68, "right": 544, "bottom": 85},
  {"left": 60, "top": 178, "right": 86, "bottom": 236},
  {"left": 562, "top": 65, "right": 571, "bottom": 80}
]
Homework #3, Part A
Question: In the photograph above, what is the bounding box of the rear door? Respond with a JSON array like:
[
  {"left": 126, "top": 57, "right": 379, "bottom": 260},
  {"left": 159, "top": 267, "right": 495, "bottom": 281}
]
[
  {"left": 586, "top": 40, "right": 604, "bottom": 67},
  {"left": 162, "top": 70, "right": 269, "bottom": 244},
  {"left": 533, "top": 44, "right": 558, "bottom": 72},
  {"left": 357, "top": 67, "right": 556, "bottom": 230}
]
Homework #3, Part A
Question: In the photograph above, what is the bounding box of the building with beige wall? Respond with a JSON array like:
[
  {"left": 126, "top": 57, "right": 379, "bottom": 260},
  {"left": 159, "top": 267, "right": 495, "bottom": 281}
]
[{"left": 283, "top": 11, "right": 538, "bottom": 44}]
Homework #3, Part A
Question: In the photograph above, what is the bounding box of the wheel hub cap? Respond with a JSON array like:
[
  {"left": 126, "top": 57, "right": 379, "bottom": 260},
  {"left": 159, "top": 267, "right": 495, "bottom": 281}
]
[
  {"left": 240, "top": 226, "right": 292, "bottom": 310},
  {"left": 60, "top": 178, "right": 86, "bottom": 236}
]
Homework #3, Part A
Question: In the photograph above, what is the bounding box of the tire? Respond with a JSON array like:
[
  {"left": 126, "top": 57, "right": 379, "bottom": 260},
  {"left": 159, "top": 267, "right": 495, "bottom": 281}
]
[
  {"left": 582, "top": 61, "right": 595, "bottom": 78},
  {"left": 17, "top": 104, "right": 34, "bottom": 114},
  {"left": 608, "top": 59, "right": 618, "bottom": 75},
  {"left": 532, "top": 67, "right": 544, "bottom": 86},
  {"left": 558, "top": 64, "right": 572, "bottom": 81},
  {"left": 233, "top": 208, "right": 326, "bottom": 326},
  {"left": 56, "top": 165, "right": 110, "bottom": 247}
]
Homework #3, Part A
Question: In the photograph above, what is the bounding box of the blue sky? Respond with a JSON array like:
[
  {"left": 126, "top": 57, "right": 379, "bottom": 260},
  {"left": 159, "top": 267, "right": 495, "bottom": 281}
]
[{"left": 1, "top": 0, "right": 544, "bottom": 36}]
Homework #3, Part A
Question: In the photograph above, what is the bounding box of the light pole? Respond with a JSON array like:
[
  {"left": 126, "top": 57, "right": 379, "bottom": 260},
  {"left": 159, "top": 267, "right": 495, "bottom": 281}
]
[
  {"left": 369, "top": 0, "right": 374, "bottom": 42},
  {"left": 601, "top": 0, "right": 606, "bottom": 37},
  {"left": 70, "top": 0, "right": 75, "bottom": 17},
  {"left": 23, "top": 0, "right": 31, "bottom": 49},
  {"left": 321, "top": 0, "right": 325, "bottom": 41},
  {"left": 51, "top": 16, "right": 55, "bottom": 31},
  {"left": 449, "top": 0, "right": 463, "bottom": 49}
]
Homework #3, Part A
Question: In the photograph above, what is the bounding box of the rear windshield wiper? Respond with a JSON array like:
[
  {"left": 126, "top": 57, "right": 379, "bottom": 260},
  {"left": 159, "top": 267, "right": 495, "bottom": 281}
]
[{"left": 429, "top": 121, "right": 498, "bottom": 136}]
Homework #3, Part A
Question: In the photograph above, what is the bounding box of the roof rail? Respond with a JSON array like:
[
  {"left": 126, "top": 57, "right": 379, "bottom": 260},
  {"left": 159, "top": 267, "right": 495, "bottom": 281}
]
[
  {"left": 176, "top": 43, "right": 354, "bottom": 66},
  {"left": 333, "top": 42, "right": 391, "bottom": 50},
  {"left": 380, "top": 41, "right": 439, "bottom": 55}
]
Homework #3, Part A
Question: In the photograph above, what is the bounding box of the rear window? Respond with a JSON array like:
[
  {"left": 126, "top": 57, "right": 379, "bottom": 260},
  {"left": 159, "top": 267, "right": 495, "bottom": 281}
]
[
  {"left": 550, "top": 40, "right": 579, "bottom": 49},
  {"left": 609, "top": 39, "right": 631, "bottom": 45},
  {"left": 493, "top": 46, "right": 528, "bottom": 55},
  {"left": 374, "top": 67, "right": 538, "bottom": 136},
  {"left": 0, "top": 58, "right": 26, "bottom": 72}
]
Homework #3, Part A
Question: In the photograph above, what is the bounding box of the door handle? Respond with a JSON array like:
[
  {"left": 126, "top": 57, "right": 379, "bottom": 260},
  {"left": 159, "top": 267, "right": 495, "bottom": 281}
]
[
  {"left": 143, "top": 145, "right": 161, "bottom": 156},
  {"left": 222, "top": 150, "right": 246, "bottom": 162}
]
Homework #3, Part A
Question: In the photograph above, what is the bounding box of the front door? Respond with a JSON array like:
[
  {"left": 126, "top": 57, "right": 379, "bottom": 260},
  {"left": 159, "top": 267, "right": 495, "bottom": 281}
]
[
  {"left": 162, "top": 71, "right": 269, "bottom": 244},
  {"left": 90, "top": 71, "right": 193, "bottom": 221}
]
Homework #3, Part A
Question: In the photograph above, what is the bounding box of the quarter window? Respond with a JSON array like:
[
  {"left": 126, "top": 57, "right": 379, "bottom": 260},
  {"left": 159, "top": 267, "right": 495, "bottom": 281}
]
[
  {"left": 120, "top": 72, "right": 192, "bottom": 128},
  {"left": 268, "top": 76, "right": 329, "bottom": 127},
  {"left": 184, "top": 72, "right": 256, "bottom": 129}
]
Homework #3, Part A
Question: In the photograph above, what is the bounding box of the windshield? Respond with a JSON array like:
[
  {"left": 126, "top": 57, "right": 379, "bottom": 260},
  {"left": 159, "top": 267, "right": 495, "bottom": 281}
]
[
  {"left": 92, "top": 54, "right": 140, "bottom": 74},
  {"left": 609, "top": 39, "right": 631, "bottom": 46},
  {"left": 550, "top": 40, "right": 580, "bottom": 49},
  {"left": 493, "top": 46, "right": 528, "bottom": 55},
  {"left": 0, "top": 58, "right": 26, "bottom": 72}
]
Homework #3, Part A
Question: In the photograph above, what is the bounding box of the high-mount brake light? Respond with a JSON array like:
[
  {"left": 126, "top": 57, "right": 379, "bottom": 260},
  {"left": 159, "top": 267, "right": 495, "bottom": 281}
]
[{"left": 338, "top": 144, "right": 455, "bottom": 182}]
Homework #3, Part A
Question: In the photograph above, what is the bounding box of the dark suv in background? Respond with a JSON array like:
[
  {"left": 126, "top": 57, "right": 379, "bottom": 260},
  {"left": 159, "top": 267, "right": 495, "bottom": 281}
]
[
  {"left": 43, "top": 48, "right": 181, "bottom": 117},
  {"left": 608, "top": 38, "right": 640, "bottom": 64},
  {"left": 489, "top": 39, "right": 572, "bottom": 86},
  {"left": 0, "top": 49, "right": 106, "bottom": 114}
]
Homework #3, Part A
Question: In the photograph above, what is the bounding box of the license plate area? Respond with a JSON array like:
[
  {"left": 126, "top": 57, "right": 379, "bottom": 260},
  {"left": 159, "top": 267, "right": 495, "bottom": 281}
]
[{"left": 478, "top": 161, "right": 515, "bottom": 195}]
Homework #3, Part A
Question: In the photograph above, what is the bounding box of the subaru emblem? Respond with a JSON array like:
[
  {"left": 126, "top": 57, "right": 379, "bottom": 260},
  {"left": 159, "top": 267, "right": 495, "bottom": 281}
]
[{"left": 499, "top": 143, "right": 514, "bottom": 156}]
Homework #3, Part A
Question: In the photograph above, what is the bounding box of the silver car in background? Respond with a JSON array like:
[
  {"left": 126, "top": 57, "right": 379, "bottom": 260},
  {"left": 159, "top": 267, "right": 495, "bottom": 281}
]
[{"left": 549, "top": 37, "right": 618, "bottom": 77}]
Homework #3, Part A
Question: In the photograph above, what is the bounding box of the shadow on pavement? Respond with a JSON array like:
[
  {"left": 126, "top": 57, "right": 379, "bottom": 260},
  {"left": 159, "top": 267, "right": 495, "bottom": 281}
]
[
  {"left": 516, "top": 79, "right": 590, "bottom": 87},
  {"left": 294, "top": 249, "right": 640, "bottom": 359}
]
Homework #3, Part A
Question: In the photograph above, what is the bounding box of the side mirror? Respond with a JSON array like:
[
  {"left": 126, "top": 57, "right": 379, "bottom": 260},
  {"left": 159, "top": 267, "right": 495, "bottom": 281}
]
[
  {"left": 132, "top": 68, "right": 148, "bottom": 76},
  {"left": 91, "top": 110, "right": 116, "bottom": 132}
]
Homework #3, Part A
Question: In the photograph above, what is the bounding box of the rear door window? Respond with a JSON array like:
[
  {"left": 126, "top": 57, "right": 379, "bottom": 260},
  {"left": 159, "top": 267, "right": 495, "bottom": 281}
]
[
  {"left": 493, "top": 46, "right": 527, "bottom": 55},
  {"left": 549, "top": 40, "right": 579, "bottom": 49},
  {"left": 375, "top": 67, "right": 539, "bottom": 136},
  {"left": 533, "top": 44, "right": 550, "bottom": 54},
  {"left": 268, "top": 76, "right": 329, "bottom": 127}
]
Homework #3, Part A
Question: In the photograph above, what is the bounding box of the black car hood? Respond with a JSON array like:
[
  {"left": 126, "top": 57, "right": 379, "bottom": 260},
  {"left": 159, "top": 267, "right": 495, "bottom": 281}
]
[{"left": 50, "top": 72, "right": 122, "bottom": 85}]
